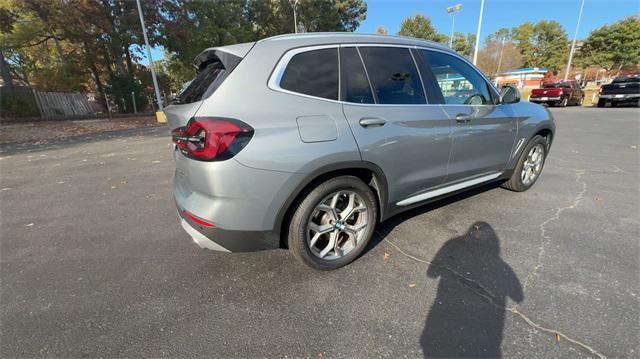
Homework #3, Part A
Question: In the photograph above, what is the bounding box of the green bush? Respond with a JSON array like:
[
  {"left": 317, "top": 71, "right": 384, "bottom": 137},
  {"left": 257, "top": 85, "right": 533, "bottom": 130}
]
[
  {"left": 106, "top": 74, "right": 148, "bottom": 113},
  {"left": 0, "top": 87, "right": 40, "bottom": 118}
]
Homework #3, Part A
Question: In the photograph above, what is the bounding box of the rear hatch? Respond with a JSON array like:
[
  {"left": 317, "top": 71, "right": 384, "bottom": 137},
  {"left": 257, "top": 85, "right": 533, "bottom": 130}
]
[
  {"left": 531, "top": 88, "right": 562, "bottom": 97},
  {"left": 164, "top": 43, "right": 255, "bottom": 130},
  {"left": 601, "top": 77, "right": 640, "bottom": 95}
]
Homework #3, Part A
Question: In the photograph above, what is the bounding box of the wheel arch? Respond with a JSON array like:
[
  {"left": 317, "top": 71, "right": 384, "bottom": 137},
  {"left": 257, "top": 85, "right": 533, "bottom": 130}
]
[{"left": 276, "top": 161, "right": 388, "bottom": 248}]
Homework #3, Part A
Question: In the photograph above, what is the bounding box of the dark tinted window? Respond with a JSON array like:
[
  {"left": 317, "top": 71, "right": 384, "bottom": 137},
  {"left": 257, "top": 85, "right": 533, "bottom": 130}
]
[
  {"left": 543, "top": 83, "right": 571, "bottom": 88},
  {"left": 359, "top": 47, "right": 426, "bottom": 105},
  {"left": 280, "top": 48, "right": 339, "bottom": 100},
  {"left": 341, "top": 47, "right": 374, "bottom": 104},
  {"left": 613, "top": 76, "right": 640, "bottom": 83},
  {"left": 175, "top": 61, "right": 227, "bottom": 104},
  {"left": 422, "top": 50, "right": 492, "bottom": 105}
]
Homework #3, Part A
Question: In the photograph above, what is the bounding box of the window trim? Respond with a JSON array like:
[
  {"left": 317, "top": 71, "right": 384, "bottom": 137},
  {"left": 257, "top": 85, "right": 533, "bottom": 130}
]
[{"left": 268, "top": 43, "right": 500, "bottom": 107}]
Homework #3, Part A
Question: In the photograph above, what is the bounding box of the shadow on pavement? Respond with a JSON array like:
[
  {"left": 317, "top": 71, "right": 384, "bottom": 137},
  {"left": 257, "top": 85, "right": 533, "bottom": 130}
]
[{"left": 421, "top": 221, "right": 523, "bottom": 358}]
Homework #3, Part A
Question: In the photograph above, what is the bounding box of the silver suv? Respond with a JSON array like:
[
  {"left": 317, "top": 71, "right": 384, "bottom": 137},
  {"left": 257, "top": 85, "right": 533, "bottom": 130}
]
[{"left": 166, "top": 33, "right": 555, "bottom": 270}]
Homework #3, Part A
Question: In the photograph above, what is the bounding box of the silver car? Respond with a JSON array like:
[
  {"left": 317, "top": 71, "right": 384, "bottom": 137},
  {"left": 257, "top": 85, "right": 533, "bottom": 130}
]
[{"left": 166, "top": 33, "right": 555, "bottom": 270}]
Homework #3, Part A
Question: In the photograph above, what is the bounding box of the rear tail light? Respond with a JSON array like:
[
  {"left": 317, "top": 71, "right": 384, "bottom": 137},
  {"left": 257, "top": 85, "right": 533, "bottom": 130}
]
[
  {"left": 172, "top": 117, "right": 253, "bottom": 161},
  {"left": 599, "top": 86, "right": 603, "bottom": 94}
]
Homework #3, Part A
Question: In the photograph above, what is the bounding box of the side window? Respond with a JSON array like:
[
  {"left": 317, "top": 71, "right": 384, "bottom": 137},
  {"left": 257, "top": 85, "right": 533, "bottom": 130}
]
[
  {"left": 359, "top": 47, "right": 426, "bottom": 105},
  {"left": 421, "top": 50, "right": 493, "bottom": 105},
  {"left": 341, "top": 47, "right": 375, "bottom": 104},
  {"left": 280, "top": 48, "right": 339, "bottom": 100}
]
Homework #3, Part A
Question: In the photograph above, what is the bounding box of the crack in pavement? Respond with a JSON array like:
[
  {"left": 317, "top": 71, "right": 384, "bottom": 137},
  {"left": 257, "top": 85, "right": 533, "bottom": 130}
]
[
  {"left": 522, "top": 169, "right": 587, "bottom": 291},
  {"left": 384, "top": 239, "right": 606, "bottom": 358}
]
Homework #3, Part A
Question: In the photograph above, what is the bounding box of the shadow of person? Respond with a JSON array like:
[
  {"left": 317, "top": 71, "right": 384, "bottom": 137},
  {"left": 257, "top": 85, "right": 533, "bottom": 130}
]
[{"left": 421, "top": 222, "right": 523, "bottom": 358}]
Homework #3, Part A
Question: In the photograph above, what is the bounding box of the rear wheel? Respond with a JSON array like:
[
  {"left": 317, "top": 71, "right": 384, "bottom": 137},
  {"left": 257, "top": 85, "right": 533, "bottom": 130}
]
[
  {"left": 597, "top": 99, "right": 606, "bottom": 108},
  {"left": 558, "top": 97, "right": 568, "bottom": 107},
  {"left": 288, "top": 176, "right": 378, "bottom": 270},
  {"left": 502, "top": 135, "right": 547, "bottom": 192}
]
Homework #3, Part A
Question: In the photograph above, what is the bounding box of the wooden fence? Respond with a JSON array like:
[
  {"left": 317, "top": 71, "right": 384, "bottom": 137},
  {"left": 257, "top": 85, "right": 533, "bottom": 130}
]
[{"left": 1, "top": 86, "right": 95, "bottom": 122}]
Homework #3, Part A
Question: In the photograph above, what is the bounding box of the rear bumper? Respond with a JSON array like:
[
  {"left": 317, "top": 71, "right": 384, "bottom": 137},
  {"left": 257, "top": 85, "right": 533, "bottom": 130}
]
[
  {"left": 529, "top": 96, "right": 561, "bottom": 102},
  {"left": 173, "top": 149, "right": 304, "bottom": 252},
  {"left": 176, "top": 204, "right": 278, "bottom": 252},
  {"left": 599, "top": 94, "right": 640, "bottom": 101}
]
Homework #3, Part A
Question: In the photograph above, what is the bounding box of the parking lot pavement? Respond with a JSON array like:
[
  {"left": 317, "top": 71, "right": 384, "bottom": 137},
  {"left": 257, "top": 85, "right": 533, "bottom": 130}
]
[{"left": 1, "top": 107, "right": 638, "bottom": 358}]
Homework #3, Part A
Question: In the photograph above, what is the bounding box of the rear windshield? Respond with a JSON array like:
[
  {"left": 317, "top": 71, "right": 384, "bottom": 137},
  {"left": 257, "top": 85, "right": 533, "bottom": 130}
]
[
  {"left": 612, "top": 77, "right": 640, "bottom": 83},
  {"left": 543, "top": 83, "right": 570, "bottom": 88},
  {"left": 173, "top": 61, "right": 227, "bottom": 104}
]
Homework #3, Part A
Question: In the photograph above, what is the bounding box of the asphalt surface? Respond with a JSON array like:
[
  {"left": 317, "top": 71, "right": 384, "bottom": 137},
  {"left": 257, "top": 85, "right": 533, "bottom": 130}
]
[{"left": 1, "top": 107, "right": 638, "bottom": 358}]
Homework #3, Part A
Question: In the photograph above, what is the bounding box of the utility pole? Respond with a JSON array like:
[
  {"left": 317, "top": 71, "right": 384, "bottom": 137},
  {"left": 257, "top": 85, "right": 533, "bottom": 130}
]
[
  {"left": 135, "top": 0, "right": 163, "bottom": 112},
  {"left": 496, "top": 36, "right": 506, "bottom": 76},
  {"left": 472, "top": 0, "right": 485, "bottom": 65},
  {"left": 447, "top": 4, "right": 463, "bottom": 49},
  {"left": 564, "top": 0, "right": 585, "bottom": 81}
]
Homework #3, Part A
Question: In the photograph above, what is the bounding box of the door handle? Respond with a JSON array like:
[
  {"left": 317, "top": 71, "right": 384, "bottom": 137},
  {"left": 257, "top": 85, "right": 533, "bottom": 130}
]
[
  {"left": 455, "top": 113, "right": 472, "bottom": 123},
  {"left": 359, "top": 117, "right": 386, "bottom": 127}
]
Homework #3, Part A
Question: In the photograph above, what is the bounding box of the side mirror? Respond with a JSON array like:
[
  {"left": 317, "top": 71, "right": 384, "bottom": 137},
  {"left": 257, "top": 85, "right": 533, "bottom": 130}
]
[{"left": 500, "top": 85, "right": 520, "bottom": 104}]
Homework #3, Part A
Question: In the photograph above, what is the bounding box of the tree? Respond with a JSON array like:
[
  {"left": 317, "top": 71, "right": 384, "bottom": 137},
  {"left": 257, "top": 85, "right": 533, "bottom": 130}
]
[
  {"left": 531, "top": 20, "right": 569, "bottom": 73},
  {"left": 512, "top": 21, "right": 568, "bottom": 73},
  {"left": 398, "top": 14, "right": 447, "bottom": 43},
  {"left": 512, "top": 22, "right": 535, "bottom": 67},
  {"left": 376, "top": 26, "right": 388, "bottom": 35},
  {"left": 452, "top": 32, "right": 475, "bottom": 58},
  {"left": 578, "top": 16, "right": 640, "bottom": 73},
  {"left": 477, "top": 41, "right": 523, "bottom": 77}
]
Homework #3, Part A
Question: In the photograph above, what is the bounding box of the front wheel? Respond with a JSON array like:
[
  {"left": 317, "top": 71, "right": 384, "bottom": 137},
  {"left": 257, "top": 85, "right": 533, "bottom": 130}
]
[
  {"left": 288, "top": 176, "right": 378, "bottom": 270},
  {"left": 502, "top": 135, "right": 548, "bottom": 192},
  {"left": 597, "top": 99, "right": 606, "bottom": 107}
]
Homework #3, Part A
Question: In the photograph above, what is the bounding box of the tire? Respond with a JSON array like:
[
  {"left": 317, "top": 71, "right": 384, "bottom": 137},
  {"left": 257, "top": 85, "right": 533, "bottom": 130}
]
[
  {"left": 597, "top": 99, "right": 606, "bottom": 108},
  {"left": 501, "top": 135, "right": 548, "bottom": 192},
  {"left": 611, "top": 101, "right": 617, "bottom": 107},
  {"left": 288, "top": 176, "right": 378, "bottom": 270},
  {"left": 637, "top": 99, "right": 640, "bottom": 108},
  {"left": 558, "top": 97, "right": 568, "bottom": 107}
]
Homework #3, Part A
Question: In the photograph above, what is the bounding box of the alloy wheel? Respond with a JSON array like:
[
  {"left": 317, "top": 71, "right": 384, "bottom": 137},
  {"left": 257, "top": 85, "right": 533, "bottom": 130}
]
[
  {"left": 521, "top": 144, "right": 545, "bottom": 186},
  {"left": 306, "top": 190, "right": 369, "bottom": 260}
]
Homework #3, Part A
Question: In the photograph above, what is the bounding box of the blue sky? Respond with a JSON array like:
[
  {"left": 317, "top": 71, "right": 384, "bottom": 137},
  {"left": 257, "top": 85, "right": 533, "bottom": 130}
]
[{"left": 139, "top": 0, "right": 639, "bottom": 65}]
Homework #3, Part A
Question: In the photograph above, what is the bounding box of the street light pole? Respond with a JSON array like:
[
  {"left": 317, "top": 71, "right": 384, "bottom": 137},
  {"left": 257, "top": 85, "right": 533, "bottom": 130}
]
[
  {"left": 293, "top": 0, "right": 299, "bottom": 34},
  {"left": 564, "top": 0, "right": 585, "bottom": 81},
  {"left": 447, "top": 4, "right": 462, "bottom": 49},
  {"left": 472, "top": 0, "right": 485, "bottom": 65},
  {"left": 135, "top": 0, "right": 163, "bottom": 111}
]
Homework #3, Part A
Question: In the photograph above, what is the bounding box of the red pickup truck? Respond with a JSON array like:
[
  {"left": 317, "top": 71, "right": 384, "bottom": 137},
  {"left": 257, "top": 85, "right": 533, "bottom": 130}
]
[{"left": 529, "top": 81, "right": 585, "bottom": 107}]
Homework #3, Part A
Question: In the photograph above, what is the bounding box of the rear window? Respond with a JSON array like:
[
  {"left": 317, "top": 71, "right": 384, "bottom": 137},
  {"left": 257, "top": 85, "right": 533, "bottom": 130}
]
[
  {"left": 613, "top": 77, "right": 640, "bottom": 83},
  {"left": 280, "top": 48, "right": 339, "bottom": 100},
  {"left": 543, "top": 83, "right": 571, "bottom": 88},
  {"left": 174, "top": 61, "right": 227, "bottom": 104},
  {"left": 341, "top": 47, "right": 375, "bottom": 104}
]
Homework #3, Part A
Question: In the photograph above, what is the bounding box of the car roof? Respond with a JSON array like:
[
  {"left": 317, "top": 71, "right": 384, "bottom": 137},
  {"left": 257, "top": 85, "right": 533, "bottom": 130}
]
[
  {"left": 194, "top": 32, "right": 456, "bottom": 67},
  {"left": 259, "top": 32, "right": 452, "bottom": 50}
]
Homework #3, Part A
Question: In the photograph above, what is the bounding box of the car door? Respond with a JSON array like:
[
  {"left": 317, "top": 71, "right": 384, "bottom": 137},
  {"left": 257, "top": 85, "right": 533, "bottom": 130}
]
[
  {"left": 340, "top": 46, "right": 452, "bottom": 205},
  {"left": 418, "top": 49, "right": 517, "bottom": 183}
]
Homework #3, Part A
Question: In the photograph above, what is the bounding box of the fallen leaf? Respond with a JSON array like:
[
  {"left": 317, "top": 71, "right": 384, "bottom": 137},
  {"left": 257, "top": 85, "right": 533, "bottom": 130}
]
[
  {"left": 383, "top": 252, "right": 390, "bottom": 261},
  {"left": 152, "top": 160, "right": 161, "bottom": 164},
  {"left": 408, "top": 283, "right": 417, "bottom": 288},
  {"left": 555, "top": 333, "right": 560, "bottom": 342},
  {"left": 25, "top": 223, "right": 34, "bottom": 227}
]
